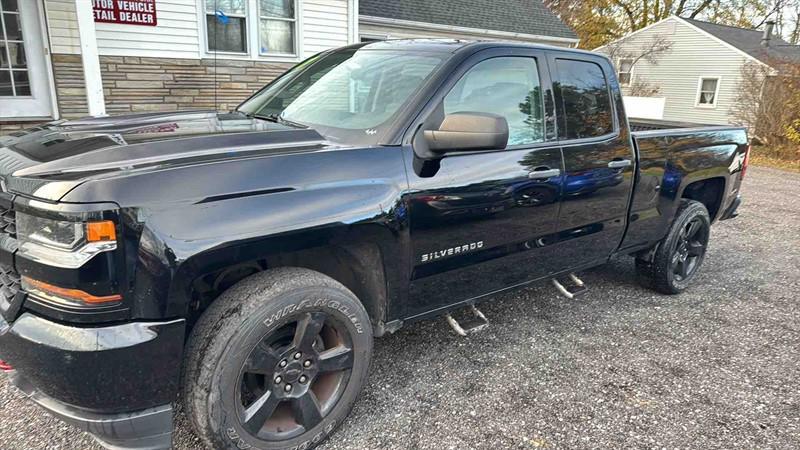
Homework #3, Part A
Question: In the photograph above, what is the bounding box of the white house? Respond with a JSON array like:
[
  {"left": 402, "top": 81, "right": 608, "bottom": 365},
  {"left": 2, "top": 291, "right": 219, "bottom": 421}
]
[
  {"left": 0, "top": 0, "right": 577, "bottom": 134},
  {"left": 596, "top": 16, "right": 800, "bottom": 125}
]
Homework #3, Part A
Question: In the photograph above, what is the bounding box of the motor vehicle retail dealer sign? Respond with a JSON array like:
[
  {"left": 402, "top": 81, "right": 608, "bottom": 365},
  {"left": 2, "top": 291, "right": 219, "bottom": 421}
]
[{"left": 93, "top": 0, "right": 157, "bottom": 26}]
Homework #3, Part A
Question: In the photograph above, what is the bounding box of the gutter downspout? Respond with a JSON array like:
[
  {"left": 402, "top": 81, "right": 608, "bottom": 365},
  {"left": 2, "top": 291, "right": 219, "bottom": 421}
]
[{"left": 74, "top": 0, "right": 106, "bottom": 117}]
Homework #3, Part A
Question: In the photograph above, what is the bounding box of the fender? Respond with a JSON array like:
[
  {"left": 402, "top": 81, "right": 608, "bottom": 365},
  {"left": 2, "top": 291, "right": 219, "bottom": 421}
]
[{"left": 62, "top": 145, "right": 412, "bottom": 322}]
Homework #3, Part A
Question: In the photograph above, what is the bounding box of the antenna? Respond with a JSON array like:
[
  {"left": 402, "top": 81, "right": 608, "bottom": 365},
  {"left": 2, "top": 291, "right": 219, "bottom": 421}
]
[{"left": 213, "top": 0, "right": 218, "bottom": 114}]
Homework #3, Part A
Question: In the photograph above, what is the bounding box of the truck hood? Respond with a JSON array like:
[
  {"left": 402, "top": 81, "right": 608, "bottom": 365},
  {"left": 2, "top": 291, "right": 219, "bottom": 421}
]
[{"left": 0, "top": 110, "right": 326, "bottom": 201}]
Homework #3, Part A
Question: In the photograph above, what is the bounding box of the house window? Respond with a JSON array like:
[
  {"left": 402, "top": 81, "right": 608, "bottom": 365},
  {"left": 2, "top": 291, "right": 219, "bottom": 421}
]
[
  {"left": 205, "top": 0, "right": 248, "bottom": 53},
  {"left": 258, "top": 0, "right": 296, "bottom": 55},
  {"left": 617, "top": 58, "right": 633, "bottom": 86},
  {"left": 204, "top": 0, "right": 298, "bottom": 57},
  {"left": 697, "top": 77, "right": 719, "bottom": 107},
  {"left": 0, "top": 0, "right": 30, "bottom": 97}
]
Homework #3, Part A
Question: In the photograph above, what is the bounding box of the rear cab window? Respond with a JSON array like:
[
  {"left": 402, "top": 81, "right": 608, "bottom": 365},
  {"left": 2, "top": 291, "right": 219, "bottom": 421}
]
[{"left": 553, "top": 58, "right": 615, "bottom": 140}]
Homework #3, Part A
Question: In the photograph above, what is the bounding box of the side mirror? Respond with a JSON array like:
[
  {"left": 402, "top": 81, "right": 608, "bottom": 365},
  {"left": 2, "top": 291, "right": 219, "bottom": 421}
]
[{"left": 423, "top": 112, "right": 508, "bottom": 153}]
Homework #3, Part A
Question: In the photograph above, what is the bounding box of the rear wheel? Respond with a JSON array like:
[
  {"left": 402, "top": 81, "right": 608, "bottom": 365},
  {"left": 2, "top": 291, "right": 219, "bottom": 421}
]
[
  {"left": 636, "top": 200, "right": 711, "bottom": 294},
  {"left": 183, "top": 268, "right": 372, "bottom": 450}
]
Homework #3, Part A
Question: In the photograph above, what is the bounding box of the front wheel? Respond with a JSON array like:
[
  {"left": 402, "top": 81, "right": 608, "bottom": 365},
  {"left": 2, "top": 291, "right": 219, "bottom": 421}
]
[
  {"left": 636, "top": 199, "right": 711, "bottom": 294},
  {"left": 183, "top": 268, "right": 373, "bottom": 450}
]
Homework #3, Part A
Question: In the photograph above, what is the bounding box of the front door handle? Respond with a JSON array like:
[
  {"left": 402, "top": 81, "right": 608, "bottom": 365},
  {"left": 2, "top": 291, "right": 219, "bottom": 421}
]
[
  {"left": 528, "top": 168, "right": 561, "bottom": 179},
  {"left": 607, "top": 159, "right": 632, "bottom": 169}
]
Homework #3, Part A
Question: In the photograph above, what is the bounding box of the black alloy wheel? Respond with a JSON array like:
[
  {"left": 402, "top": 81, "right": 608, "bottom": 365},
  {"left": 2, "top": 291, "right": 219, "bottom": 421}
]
[
  {"left": 635, "top": 199, "right": 711, "bottom": 294},
  {"left": 183, "top": 268, "right": 372, "bottom": 450},
  {"left": 670, "top": 216, "right": 709, "bottom": 282},
  {"left": 237, "top": 312, "right": 355, "bottom": 440}
]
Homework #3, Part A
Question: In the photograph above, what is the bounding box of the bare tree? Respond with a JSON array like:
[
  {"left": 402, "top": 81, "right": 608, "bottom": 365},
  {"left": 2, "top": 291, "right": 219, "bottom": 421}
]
[
  {"left": 731, "top": 58, "right": 800, "bottom": 149},
  {"left": 611, "top": 0, "right": 716, "bottom": 29},
  {"left": 790, "top": 5, "right": 800, "bottom": 43},
  {"left": 627, "top": 78, "right": 663, "bottom": 96},
  {"left": 602, "top": 35, "right": 673, "bottom": 66},
  {"left": 597, "top": 35, "right": 673, "bottom": 95}
]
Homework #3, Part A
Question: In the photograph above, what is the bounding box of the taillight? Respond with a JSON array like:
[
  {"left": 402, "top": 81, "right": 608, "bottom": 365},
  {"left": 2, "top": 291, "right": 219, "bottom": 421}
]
[
  {"left": 741, "top": 145, "right": 751, "bottom": 179},
  {"left": 0, "top": 360, "right": 12, "bottom": 372}
]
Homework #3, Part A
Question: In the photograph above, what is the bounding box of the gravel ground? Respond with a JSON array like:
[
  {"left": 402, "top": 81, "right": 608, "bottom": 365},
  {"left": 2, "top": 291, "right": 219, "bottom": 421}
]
[{"left": 1, "top": 165, "right": 799, "bottom": 450}]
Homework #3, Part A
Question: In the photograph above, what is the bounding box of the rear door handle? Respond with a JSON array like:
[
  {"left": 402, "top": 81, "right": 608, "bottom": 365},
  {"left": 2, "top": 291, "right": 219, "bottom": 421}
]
[
  {"left": 607, "top": 159, "right": 632, "bottom": 169},
  {"left": 528, "top": 168, "right": 561, "bottom": 179}
]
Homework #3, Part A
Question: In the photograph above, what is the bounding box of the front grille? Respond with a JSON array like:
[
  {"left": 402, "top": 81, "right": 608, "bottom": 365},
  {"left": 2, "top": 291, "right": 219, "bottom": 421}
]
[
  {"left": 0, "top": 206, "right": 15, "bottom": 238},
  {"left": 0, "top": 262, "right": 20, "bottom": 307},
  {"left": 0, "top": 198, "right": 21, "bottom": 321}
]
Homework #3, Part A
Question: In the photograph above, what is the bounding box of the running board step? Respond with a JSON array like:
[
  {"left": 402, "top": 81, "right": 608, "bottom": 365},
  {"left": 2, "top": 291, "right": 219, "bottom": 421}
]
[
  {"left": 446, "top": 305, "right": 488, "bottom": 336},
  {"left": 551, "top": 273, "right": 588, "bottom": 299}
]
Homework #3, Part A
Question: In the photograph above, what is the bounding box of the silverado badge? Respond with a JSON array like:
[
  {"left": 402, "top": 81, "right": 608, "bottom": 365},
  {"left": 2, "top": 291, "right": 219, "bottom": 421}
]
[{"left": 421, "top": 241, "right": 484, "bottom": 263}]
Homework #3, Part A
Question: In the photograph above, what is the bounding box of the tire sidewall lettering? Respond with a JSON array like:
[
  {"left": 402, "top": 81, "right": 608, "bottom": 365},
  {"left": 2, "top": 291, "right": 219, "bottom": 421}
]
[
  {"left": 263, "top": 297, "right": 364, "bottom": 334},
  {"left": 225, "top": 421, "right": 337, "bottom": 450}
]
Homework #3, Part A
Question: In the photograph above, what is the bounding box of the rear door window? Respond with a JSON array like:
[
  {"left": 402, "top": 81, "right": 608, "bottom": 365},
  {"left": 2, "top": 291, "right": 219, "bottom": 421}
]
[{"left": 555, "top": 59, "right": 614, "bottom": 139}]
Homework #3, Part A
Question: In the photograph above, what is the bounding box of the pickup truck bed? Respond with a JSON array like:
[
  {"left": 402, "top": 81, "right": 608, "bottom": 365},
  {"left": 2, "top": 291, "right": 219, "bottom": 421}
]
[
  {"left": 629, "top": 118, "right": 715, "bottom": 131},
  {"left": 621, "top": 122, "right": 747, "bottom": 253}
]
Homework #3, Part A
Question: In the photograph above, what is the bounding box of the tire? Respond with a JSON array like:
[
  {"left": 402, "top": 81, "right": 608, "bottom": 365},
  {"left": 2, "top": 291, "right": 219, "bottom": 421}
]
[
  {"left": 183, "top": 267, "right": 373, "bottom": 450},
  {"left": 635, "top": 199, "right": 711, "bottom": 294}
]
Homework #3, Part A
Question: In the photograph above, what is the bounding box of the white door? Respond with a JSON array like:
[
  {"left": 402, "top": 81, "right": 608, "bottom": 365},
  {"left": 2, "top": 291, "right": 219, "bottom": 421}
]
[{"left": 0, "top": 0, "right": 54, "bottom": 119}]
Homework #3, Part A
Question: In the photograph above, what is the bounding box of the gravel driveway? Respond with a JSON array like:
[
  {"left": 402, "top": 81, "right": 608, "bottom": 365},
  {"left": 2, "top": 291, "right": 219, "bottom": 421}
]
[{"left": 2, "top": 166, "right": 799, "bottom": 450}]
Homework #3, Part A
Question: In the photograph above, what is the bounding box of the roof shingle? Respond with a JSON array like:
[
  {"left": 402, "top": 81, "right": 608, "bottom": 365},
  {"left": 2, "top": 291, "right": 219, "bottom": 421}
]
[
  {"left": 359, "top": 0, "right": 578, "bottom": 40},
  {"left": 683, "top": 18, "right": 800, "bottom": 65}
]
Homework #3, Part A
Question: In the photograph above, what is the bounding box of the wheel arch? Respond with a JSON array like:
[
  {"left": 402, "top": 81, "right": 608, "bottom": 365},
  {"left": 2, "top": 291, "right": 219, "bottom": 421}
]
[
  {"left": 679, "top": 176, "right": 726, "bottom": 222},
  {"left": 170, "top": 242, "right": 389, "bottom": 337}
]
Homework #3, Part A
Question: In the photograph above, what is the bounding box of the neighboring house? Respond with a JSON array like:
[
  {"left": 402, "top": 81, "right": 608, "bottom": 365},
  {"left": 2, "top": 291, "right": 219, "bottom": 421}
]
[
  {"left": 0, "top": 0, "right": 577, "bottom": 135},
  {"left": 596, "top": 16, "right": 800, "bottom": 125},
  {"left": 358, "top": 0, "right": 579, "bottom": 47}
]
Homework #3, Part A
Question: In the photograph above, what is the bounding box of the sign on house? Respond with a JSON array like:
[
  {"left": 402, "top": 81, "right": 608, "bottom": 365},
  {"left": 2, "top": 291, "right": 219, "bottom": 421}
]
[{"left": 93, "top": 0, "right": 157, "bottom": 26}]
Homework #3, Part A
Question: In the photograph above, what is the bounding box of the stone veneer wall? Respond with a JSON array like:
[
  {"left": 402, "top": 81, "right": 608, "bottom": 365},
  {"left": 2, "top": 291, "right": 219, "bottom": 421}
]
[{"left": 0, "top": 54, "right": 294, "bottom": 135}]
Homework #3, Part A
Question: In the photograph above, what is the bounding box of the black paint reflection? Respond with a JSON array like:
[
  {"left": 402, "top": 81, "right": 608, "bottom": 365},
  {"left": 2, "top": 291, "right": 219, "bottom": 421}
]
[{"left": 405, "top": 145, "right": 563, "bottom": 317}]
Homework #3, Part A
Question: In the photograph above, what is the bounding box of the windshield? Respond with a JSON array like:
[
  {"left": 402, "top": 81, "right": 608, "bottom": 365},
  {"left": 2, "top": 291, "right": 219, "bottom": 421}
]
[{"left": 238, "top": 48, "right": 443, "bottom": 145}]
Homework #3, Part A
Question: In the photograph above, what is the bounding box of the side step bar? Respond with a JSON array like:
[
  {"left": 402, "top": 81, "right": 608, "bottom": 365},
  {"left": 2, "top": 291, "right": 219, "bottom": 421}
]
[
  {"left": 446, "top": 305, "right": 488, "bottom": 336},
  {"left": 551, "top": 273, "right": 588, "bottom": 299}
]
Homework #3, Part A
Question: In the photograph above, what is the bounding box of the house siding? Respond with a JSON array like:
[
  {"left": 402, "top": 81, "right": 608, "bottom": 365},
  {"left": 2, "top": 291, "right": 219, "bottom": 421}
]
[
  {"left": 45, "top": 0, "right": 201, "bottom": 58},
  {"left": 44, "top": 0, "right": 350, "bottom": 59},
  {"left": 303, "top": 0, "right": 351, "bottom": 56},
  {"left": 601, "top": 18, "right": 755, "bottom": 125}
]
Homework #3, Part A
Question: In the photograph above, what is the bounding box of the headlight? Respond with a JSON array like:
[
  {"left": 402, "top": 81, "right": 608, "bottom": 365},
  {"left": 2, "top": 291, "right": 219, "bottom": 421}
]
[
  {"left": 17, "top": 213, "right": 117, "bottom": 269},
  {"left": 17, "top": 214, "right": 85, "bottom": 250}
]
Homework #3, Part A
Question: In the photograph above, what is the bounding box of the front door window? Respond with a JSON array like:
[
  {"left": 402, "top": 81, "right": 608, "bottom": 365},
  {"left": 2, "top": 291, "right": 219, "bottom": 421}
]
[{"left": 443, "top": 57, "right": 545, "bottom": 146}]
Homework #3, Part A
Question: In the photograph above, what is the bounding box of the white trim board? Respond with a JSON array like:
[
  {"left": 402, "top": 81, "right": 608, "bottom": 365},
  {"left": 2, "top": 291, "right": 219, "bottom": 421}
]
[
  {"left": 347, "top": 0, "right": 358, "bottom": 44},
  {"left": 74, "top": 0, "right": 106, "bottom": 116},
  {"left": 359, "top": 15, "right": 580, "bottom": 45}
]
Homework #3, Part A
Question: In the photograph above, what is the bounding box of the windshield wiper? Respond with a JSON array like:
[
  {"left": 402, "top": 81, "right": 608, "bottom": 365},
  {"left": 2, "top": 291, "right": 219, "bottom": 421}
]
[{"left": 253, "top": 113, "right": 307, "bottom": 129}]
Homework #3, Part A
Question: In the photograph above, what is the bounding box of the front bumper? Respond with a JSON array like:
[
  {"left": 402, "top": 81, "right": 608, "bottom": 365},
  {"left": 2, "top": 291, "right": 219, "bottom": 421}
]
[
  {"left": 0, "top": 312, "right": 185, "bottom": 449},
  {"left": 9, "top": 371, "right": 173, "bottom": 450}
]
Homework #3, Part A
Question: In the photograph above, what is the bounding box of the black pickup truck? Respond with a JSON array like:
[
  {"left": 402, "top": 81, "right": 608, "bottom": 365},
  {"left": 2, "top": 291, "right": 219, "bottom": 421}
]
[{"left": 0, "top": 40, "right": 747, "bottom": 450}]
